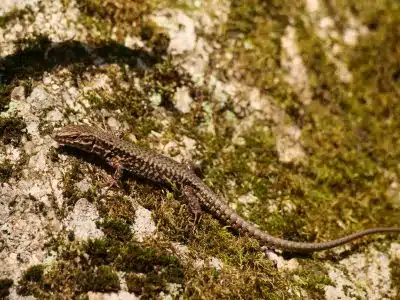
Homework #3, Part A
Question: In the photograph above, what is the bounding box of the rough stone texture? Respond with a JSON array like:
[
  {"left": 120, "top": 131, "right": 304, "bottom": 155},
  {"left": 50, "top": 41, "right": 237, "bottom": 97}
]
[
  {"left": 151, "top": 9, "right": 196, "bottom": 55},
  {"left": 0, "top": 0, "right": 39, "bottom": 16},
  {"left": 281, "top": 26, "right": 312, "bottom": 106},
  {"left": 87, "top": 291, "right": 138, "bottom": 300},
  {"left": 131, "top": 206, "right": 157, "bottom": 242},
  {"left": 325, "top": 249, "right": 395, "bottom": 300},
  {"left": 65, "top": 198, "right": 104, "bottom": 240},
  {"left": 173, "top": 86, "right": 193, "bottom": 113}
]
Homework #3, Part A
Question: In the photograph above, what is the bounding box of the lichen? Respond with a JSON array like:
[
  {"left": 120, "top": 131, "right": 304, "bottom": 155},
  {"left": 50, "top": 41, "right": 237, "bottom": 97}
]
[{"left": 391, "top": 258, "right": 400, "bottom": 299}]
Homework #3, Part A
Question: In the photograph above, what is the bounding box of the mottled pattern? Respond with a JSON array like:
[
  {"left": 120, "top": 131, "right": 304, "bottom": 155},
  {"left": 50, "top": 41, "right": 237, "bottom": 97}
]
[{"left": 54, "top": 124, "right": 400, "bottom": 252}]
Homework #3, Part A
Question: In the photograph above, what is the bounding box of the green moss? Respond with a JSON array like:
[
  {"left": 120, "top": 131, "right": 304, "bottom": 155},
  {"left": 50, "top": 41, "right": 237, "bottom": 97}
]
[
  {"left": 17, "top": 265, "right": 46, "bottom": 297},
  {"left": 126, "top": 270, "right": 182, "bottom": 298},
  {"left": 218, "top": 0, "right": 301, "bottom": 93},
  {"left": 60, "top": 160, "right": 86, "bottom": 212},
  {"left": 116, "top": 242, "right": 182, "bottom": 274},
  {"left": 16, "top": 237, "right": 185, "bottom": 298},
  {"left": 0, "top": 84, "right": 12, "bottom": 112},
  {"left": 78, "top": 265, "right": 120, "bottom": 293},
  {"left": 130, "top": 182, "right": 294, "bottom": 298},
  {"left": 196, "top": 0, "right": 400, "bottom": 257},
  {"left": 0, "top": 151, "right": 28, "bottom": 184},
  {"left": 83, "top": 59, "right": 195, "bottom": 141},
  {"left": 0, "top": 278, "right": 13, "bottom": 299},
  {"left": 139, "top": 188, "right": 193, "bottom": 244},
  {"left": 183, "top": 262, "right": 290, "bottom": 299},
  {"left": 84, "top": 239, "right": 119, "bottom": 266},
  {"left": 98, "top": 195, "right": 136, "bottom": 224},
  {"left": 282, "top": 2, "right": 400, "bottom": 240},
  {"left": 123, "top": 0, "right": 399, "bottom": 297},
  {"left": 76, "top": 0, "right": 168, "bottom": 53},
  {"left": 76, "top": 0, "right": 153, "bottom": 24},
  {"left": 0, "top": 117, "right": 26, "bottom": 146},
  {"left": 82, "top": 238, "right": 184, "bottom": 279},
  {"left": 123, "top": 243, "right": 184, "bottom": 297},
  {"left": 99, "top": 218, "right": 133, "bottom": 242},
  {"left": 22, "top": 265, "right": 45, "bottom": 283},
  {"left": 0, "top": 159, "right": 13, "bottom": 183},
  {"left": 295, "top": 261, "right": 334, "bottom": 298}
]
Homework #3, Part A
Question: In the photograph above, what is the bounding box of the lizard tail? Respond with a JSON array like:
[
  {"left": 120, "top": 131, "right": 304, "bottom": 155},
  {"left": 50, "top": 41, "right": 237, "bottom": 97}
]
[
  {"left": 193, "top": 177, "right": 400, "bottom": 253},
  {"left": 256, "top": 226, "right": 400, "bottom": 252},
  {"left": 226, "top": 208, "right": 400, "bottom": 252}
]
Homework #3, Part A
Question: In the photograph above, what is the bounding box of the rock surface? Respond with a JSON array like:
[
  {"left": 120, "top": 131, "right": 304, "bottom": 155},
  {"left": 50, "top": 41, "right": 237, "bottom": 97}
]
[{"left": 0, "top": 0, "right": 399, "bottom": 299}]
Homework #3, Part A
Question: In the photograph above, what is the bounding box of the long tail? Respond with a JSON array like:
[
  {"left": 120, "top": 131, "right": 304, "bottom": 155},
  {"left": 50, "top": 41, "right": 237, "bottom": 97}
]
[
  {"left": 193, "top": 177, "right": 400, "bottom": 253},
  {"left": 228, "top": 207, "right": 400, "bottom": 252},
  {"left": 255, "top": 226, "right": 400, "bottom": 252}
]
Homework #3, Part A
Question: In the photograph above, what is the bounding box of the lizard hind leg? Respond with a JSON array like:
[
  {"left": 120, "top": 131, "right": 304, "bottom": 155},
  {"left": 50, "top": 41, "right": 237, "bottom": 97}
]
[
  {"left": 183, "top": 186, "right": 203, "bottom": 225},
  {"left": 102, "top": 156, "right": 125, "bottom": 189}
]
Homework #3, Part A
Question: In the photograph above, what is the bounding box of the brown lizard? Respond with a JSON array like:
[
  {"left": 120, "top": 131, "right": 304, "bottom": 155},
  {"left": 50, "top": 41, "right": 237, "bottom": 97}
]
[{"left": 54, "top": 124, "right": 400, "bottom": 253}]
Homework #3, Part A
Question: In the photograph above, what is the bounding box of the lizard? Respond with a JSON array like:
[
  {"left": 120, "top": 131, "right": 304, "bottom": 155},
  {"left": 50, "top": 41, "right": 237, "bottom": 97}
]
[{"left": 54, "top": 124, "right": 400, "bottom": 253}]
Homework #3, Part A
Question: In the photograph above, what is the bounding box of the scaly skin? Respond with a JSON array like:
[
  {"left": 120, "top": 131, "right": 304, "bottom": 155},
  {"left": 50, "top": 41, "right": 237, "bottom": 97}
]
[{"left": 54, "top": 124, "right": 400, "bottom": 253}]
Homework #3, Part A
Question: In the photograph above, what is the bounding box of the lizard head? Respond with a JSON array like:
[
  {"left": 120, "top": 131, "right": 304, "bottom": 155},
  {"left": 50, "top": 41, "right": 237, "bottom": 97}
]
[{"left": 54, "top": 124, "right": 97, "bottom": 152}]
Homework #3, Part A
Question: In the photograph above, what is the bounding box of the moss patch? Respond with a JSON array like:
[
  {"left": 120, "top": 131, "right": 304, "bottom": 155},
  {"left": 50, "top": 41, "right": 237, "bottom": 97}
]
[
  {"left": 76, "top": 0, "right": 153, "bottom": 23},
  {"left": 22, "top": 265, "right": 45, "bottom": 283},
  {"left": 0, "top": 84, "right": 12, "bottom": 113},
  {"left": 0, "top": 159, "right": 13, "bottom": 183},
  {"left": 15, "top": 238, "right": 185, "bottom": 298},
  {"left": 78, "top": 265, "right": 120, "bottom": 293},
  {"left": 76, "top": 0, "right": 169, "bottom": 55},
  {"left": 0, "top": 117, "right": 26, "bottom": 146},
  {"left": 17, "top": 265, "right": 46, "bottom": 297},
  {"left": 0, "top": 278, "right": 13, "bottom": 299},
  {"left": 99, "top": 218, "right": 133, "bottom": 242}
]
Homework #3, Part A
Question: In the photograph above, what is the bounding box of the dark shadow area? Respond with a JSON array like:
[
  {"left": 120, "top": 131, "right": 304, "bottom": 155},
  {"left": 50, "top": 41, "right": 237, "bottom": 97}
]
[
  {"left": 0, "top": 35, "right": 161, "bottom": 84},
  {"left": 280, "top": 250, "right": 314, "bottom": 260},
  {"left": 279, "top": 244, "right": 357, "bottom": 260},
  {"left": 0, "top": 35, "right": 164, "bottom": 111},
  {"left": 57, "top": 145, "right": 117, "bottom": 175}
]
